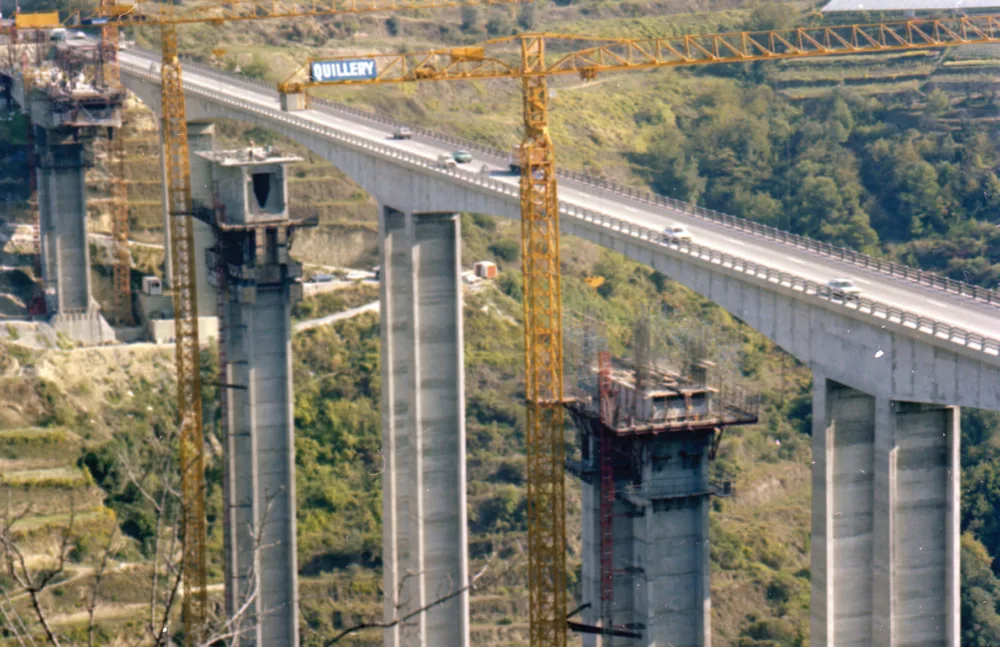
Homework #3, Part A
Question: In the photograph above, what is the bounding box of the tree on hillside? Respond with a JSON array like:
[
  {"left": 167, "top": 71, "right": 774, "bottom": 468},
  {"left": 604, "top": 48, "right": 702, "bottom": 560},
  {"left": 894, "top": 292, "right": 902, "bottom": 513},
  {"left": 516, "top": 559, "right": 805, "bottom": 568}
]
[
  {"left": 460, "top": 5, "right": 480, "bottom": 34},
  {"left": 962, "top": 533, "right": 1000, "bottom": 645},
  {"left": 486, "top": 9, "right": 513, "bottom": 37},
  {"left": 644, "top": 126, "right": 705, "bottom": 204},
  {"left": 0, "top": 444, "right": 269, "bottom": 646},
  {"left": 516, "top": 3, "right": 535, "bottom": 30},
  {"left": 385, "top": 15, "right": 401, "bottom": 37}
]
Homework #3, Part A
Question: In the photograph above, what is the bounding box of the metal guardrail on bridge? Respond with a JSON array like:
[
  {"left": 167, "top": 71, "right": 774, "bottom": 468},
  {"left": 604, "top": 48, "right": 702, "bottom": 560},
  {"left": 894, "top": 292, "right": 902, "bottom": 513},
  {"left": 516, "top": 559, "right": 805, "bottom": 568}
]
[
  {"left": 120, "top": 59, "right": 1000, "bottom": 363},
  {"left": 138, "top": 50, "right": 1000, "bottom": 309}
]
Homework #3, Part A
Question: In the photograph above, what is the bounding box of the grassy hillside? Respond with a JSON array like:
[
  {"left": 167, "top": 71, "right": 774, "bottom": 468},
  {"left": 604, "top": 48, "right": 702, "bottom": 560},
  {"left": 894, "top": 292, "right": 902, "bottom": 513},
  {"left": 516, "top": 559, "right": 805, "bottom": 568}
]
[{"left": 0, "top": 230, "right": 819, "bottom": 645}]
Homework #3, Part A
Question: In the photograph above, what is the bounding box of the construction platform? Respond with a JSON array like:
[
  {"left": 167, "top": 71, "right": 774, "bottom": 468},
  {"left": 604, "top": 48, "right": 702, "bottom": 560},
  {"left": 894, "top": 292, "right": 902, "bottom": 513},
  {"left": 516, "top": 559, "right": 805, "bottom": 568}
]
[{"left": 566, "top": 348, "right": 758, "bottom": 647}]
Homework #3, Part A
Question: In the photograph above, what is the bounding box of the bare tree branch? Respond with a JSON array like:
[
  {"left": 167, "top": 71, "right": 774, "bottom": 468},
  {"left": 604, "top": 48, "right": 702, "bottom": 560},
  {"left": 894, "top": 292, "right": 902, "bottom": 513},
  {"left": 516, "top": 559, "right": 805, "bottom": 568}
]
[
  {"left": 152, "top": 498, "right": 184, "bottom": 647},
  {"left": 87, "top": 520, "right": 120, "bottom": 647},
  {"left": 195, "top": 485, "right": 284, "bottom": 647},
  {"left": 322, "top": 548, "right": 520, "bottom": 646},
  {"left": 0, "top": 585, "right": 35, "bottom": 647},
  {"left": 147, "top": 454, "right": 173, "bottom": 643},
  {"left": 0, "top": 497, "right": 77, "bottom": 646}
]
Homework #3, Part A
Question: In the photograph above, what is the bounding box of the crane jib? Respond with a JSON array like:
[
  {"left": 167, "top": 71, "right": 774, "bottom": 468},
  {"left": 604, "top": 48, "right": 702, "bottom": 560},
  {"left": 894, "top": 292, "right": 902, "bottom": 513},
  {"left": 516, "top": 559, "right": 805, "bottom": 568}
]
[{"left": 310, "top": 59, "right": 378, "bottom": 82}]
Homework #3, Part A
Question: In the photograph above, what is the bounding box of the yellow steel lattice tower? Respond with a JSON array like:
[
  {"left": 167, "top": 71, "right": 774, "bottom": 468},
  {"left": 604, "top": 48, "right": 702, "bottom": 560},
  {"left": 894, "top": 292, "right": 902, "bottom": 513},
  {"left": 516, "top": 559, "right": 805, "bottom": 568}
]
[
  {"left": 160, "top": 23, "right": 208, "bottom": 643},
  {"left": 109, "top": 132, "right": 132, "bottom": 324},
  {"left": 519, "top": 36, "right": 566, "bottom": 647},
  {"left": 100, "top": 3, "right": 133, "bottom": 325}
]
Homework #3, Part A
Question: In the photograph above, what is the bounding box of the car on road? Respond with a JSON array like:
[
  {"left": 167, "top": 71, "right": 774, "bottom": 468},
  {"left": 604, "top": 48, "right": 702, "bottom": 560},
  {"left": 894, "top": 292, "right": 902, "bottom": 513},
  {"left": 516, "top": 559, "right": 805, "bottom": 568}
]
[
  {"left": 437, "top": 153, "right": 457, "bottom": 168},
  {"left": 662, "top": 225, "right": 693, "bottom": 243},
  {"left": 827, "top": 278, "right": 862, "bottom": 300},
  {"left": 452, "top": 150, "right": 473, "bottom": 164},
  {"left": 311, "top": 273, "right": 335, "bottom": 283},
  {"left": 392, "top": 126, "right": 412, "bottom": 140}
]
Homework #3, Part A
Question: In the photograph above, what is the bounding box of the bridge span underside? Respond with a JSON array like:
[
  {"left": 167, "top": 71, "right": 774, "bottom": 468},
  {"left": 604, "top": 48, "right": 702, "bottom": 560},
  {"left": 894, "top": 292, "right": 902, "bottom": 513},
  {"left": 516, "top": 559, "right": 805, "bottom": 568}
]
[{"left": 117, "top": 55, "right": 1000, "bottom": 647}]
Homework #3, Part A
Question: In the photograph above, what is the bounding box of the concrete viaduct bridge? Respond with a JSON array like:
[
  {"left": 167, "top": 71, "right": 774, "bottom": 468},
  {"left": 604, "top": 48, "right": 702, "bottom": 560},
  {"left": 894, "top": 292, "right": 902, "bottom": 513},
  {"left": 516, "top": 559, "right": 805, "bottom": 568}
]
[{"left": 51, "top": 46, "right": 1000, "bottom": 646}]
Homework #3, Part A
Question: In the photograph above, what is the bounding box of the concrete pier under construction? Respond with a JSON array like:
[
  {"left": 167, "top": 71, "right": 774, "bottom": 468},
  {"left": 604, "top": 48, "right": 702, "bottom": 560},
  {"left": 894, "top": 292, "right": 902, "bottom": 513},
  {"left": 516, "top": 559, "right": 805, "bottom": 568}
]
[
  {"left": 567, "top": 350, "right": 757, "bottom": 647},
  {"left": 24, "top": 79, "right": 121, "bottom": 343}
]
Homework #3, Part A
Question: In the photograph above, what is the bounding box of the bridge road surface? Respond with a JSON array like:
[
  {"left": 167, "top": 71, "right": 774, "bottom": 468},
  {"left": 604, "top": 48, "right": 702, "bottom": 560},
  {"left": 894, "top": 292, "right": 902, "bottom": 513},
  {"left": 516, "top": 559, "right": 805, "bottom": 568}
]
[{"left": 118, "top": 47, "right": 1000, "bottom": 342}]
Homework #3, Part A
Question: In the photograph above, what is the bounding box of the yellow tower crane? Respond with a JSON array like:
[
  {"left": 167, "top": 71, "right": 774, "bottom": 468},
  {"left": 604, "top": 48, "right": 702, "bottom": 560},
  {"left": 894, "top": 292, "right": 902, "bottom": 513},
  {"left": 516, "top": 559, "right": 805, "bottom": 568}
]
[
  {"left": 277, "top": 13, "right": 1000, "bottom": 646},
  {"left": 6, "top": 1, "right": 527, "bottom": 642},
  {"left": 100, "top": 0, "right": 133, "bottom": 326}
]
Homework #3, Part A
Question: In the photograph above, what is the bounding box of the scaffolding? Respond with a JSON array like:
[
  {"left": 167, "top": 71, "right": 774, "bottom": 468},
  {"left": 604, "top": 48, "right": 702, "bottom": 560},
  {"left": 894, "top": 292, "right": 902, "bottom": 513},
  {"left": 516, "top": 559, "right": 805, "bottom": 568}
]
[
  {"left": 2, "top": 26, "right": 44, "bottom": 315},
  {"left": 563, "top": 311, "right": 759, "bottom": 642}
]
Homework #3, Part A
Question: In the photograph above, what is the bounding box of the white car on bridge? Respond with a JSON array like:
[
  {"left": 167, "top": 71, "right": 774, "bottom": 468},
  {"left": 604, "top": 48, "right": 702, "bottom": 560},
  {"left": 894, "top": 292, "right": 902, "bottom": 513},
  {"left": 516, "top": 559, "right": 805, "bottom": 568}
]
[
  {"left": 826, "top": 278, "right": 862, "bottom": 301},
  {"left": 662, "top": 225, "right": 692, "bottom": 243}
]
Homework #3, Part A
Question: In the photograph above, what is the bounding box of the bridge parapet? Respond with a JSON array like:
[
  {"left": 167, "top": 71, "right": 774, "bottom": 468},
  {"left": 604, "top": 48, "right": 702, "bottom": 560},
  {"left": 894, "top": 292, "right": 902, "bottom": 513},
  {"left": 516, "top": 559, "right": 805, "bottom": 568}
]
[
  {"left": 128, "top": 51, "right": 1000, "bottom": 308},
  {"left": 151, "top": 52, "right": 1000, "bottom": 308},
  {"left": 120, "top": 59, "right": 1000, "bottom": 371}
]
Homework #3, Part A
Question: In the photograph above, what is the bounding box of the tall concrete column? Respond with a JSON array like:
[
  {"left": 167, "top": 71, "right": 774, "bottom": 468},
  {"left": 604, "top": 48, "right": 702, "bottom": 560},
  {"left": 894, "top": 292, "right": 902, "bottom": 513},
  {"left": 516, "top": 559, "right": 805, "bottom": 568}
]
[
  {"left": 872, "top": 400, "right": 959, "bottom": 647},
  {"left": 632, "top": 433, "right": 712, "bottom": 647},
  {"left": 157, "top": 122, "right": 171, "bottom": 287},
  {"left": 223, "top": 280, "right": 299, "bottom": 646},
  {"left": 34, "top": 125, "right": 57, "bottom": 304},
  {"left": 380, "top": 206, "right": 469, "bottom": 647},
  {"left": 187, "top": 122, "right": 217, "bottom": 319},
  {"left": 159, "top": 120, "right": 216, "bottom": 293},
  {"left": 810, "top": 375, "right": 959, "bottom": 647},
  {"left": 579, "top": 475, "right": 600, "bottom": 647},
  {"left": 810, "top": 377, "right": 875, "bottom": 646},
  {"left": 211, "top": 147, "right": 303, "bottom": 647},
  {"left": 35, "top": 133, "right": 90, "bottom": 315},
  {"left": 577, "top": 426, "right": 712, "bottom": 647}
]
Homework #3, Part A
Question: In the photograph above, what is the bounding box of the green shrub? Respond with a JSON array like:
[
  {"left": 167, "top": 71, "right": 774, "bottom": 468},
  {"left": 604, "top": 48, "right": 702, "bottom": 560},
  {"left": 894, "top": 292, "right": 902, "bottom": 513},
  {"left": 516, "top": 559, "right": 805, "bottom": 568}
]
[
  {"left": 740, "top": 617, "right": 800, "bottom": 645},
  {"left": 489, "top": 238, "right": 520, "bottom": 263},
  {"left": 472, "top": 213, "right": 496, "bottom": 232}
]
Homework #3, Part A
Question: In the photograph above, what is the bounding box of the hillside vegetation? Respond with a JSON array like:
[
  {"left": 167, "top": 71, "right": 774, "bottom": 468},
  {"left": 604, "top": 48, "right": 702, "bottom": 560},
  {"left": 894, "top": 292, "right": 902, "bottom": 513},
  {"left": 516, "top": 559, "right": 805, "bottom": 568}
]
[{"left": 2, "top": 0, "right": 1000, "bottom": 645}]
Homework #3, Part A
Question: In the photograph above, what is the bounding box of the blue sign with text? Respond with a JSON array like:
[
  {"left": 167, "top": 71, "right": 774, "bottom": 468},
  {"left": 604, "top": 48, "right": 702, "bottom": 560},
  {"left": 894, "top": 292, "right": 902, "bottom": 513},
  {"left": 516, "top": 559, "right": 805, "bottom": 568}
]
[{"left": 310, "top": 59, "right": 378, "bottom": 83}]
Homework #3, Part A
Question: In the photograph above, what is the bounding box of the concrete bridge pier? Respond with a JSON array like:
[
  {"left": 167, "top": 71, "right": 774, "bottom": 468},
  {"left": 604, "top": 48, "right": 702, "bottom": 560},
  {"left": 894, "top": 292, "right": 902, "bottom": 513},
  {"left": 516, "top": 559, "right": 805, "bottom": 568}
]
[
  {"left": 208, "top": 146, "right": 305, "bottom": 646},
  {"left": 379, "top": 206, "right": 470, "bottom": 647},
  {"left": 811, "top": 375, "right": 959, "bottom": 647},
  {"left": 222, "top": 277, "right": 300, "bottom": 646},
  {"left": 34, "top": 128, "right": 114, "bottom": 343}
]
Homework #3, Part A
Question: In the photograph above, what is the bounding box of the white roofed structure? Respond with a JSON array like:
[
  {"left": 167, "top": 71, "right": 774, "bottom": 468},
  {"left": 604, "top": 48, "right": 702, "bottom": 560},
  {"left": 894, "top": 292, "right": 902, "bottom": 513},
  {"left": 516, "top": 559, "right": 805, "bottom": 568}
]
[{"left": 822, "top": 0, "right": 1000, "bottom": 11}]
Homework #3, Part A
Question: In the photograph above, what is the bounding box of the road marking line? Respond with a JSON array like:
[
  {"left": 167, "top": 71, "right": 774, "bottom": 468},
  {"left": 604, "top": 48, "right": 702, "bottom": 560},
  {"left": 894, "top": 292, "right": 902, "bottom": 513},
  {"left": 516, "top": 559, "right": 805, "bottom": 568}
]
[
  {"left": 723, "top": 237, "right": 746, "bottom": 247},
  {"left": 852, "top": 278, "right": 873, "bottom": 285},
  {"left": 787, "top": 257, "right": 806, "bottom": 264},
  {"left": 624, "top": 206, "right": 638, "bottom": 213},
  {"left": 926, "top": 299, "right": 947, "bottom": 308}
]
